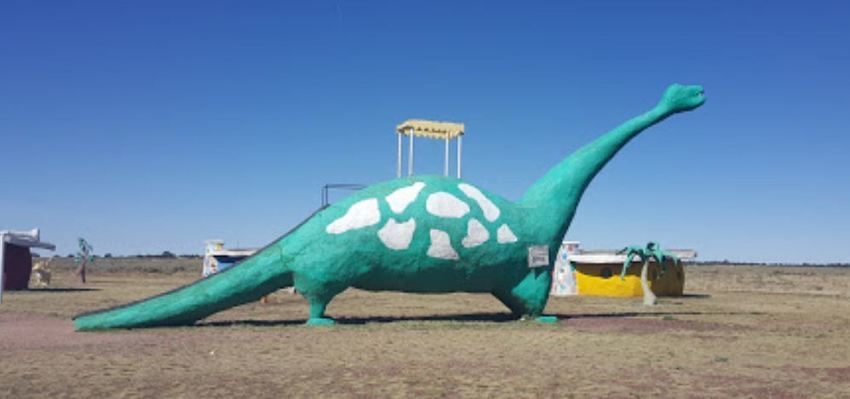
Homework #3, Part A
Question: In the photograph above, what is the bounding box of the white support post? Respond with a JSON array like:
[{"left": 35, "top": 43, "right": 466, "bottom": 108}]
[
  {"left": 0, "top": 234, "right": 5, "bottom": 304},
  {"left": 457, "top": 136, "right": 462, "bottom": 179},
  {"left": 397, "top": 132, "right": 402, "bottom": 178},
  {"left": 444, "top": 135, "right": 449, "bottom": 176},
  {"left": 407, "top": 128, "right": 414, "bottom": 176}
]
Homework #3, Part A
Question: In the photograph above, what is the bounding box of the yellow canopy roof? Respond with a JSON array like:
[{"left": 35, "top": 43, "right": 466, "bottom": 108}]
[{"left": 396, "top": 119, "right": 465, "bottom": 139}]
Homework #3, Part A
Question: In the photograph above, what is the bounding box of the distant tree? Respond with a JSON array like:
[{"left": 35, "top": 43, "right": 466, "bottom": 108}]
[
  {"left": 74, "top": 238, "right": 94, "bottom": 284},
  {"left": 104, "top": 253, "right": 113, "bottom": 258},
  {"left": 161, "top": 251, "right": 176, "bottom": 258},
  {"left": 68, "top": 254, "right": 74, "bottom": 258}
]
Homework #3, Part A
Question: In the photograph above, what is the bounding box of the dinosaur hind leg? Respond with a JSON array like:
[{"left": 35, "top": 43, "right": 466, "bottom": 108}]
[{"left": 294, "top": 274, "right": 348, "bottom": 326}]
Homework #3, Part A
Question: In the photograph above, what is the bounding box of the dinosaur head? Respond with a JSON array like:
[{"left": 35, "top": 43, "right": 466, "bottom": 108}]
[{"left": 659, "top": 84, "right": 705, "bottom": 114}]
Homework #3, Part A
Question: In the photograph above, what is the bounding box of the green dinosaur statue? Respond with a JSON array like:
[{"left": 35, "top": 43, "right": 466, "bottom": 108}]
[{"left": 73, "top": 84, "right": 705, "bottom": 330}]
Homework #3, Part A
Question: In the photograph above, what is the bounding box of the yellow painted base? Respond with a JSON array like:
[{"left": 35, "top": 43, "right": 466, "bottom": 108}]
[{"left": 574, "top": 260, "right": 684, "bottom": 297}]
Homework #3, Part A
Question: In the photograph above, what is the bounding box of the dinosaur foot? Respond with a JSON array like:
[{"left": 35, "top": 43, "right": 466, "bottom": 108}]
[
  {"left": 306, "top": 317, "right": 336, "bottom": 326},
  {"left": 518, "top": 315, "right": 559, "bottom": 324}
]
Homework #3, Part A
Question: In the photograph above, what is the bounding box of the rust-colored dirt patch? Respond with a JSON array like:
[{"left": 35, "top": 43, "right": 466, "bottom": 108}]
[
  {"left": 0, "top": 312, "right": 153, "bottom": 352},
  {"left": 780, "top": 365, "right": 850, "bottom": 384}
]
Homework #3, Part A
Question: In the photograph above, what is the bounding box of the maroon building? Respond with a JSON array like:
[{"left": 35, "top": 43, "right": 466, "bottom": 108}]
[{"left": 1, "top": 229, "right": 55, "bottom": 299}]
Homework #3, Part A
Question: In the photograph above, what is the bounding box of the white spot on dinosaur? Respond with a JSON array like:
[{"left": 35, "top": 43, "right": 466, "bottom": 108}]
[
  {"left": 326, "top": 198, "right": 381, "bottom": 234},
  {"left": 386, "top": 182, "right": 426, "bottom": 214},
  {"left": 377, "top": 218, "right": 416, "bottom": 250},
  {"left": 462, "top": 218, "right": 489, "bottom": 248},
  {"left": 458, "top": 183, "right": 500, "bottom": 222},
  {"left": 497, "top": 224, "right": 518, "bottom": 244},
  {"left": 426, "top": 192, "right": 470, "bottom": 218},
  {"left": 427, "top": 229, "right": 459, "bottom": 260}
]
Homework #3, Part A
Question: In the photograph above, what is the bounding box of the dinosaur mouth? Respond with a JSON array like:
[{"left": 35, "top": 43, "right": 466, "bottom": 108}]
[{"left": 693, "top": 89, "right": 706, "bottom": 104}]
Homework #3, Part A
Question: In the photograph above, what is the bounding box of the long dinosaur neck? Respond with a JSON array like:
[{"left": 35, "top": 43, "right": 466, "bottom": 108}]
[{"left": 520, "top": 104, "right": 672, "bottom": 243}]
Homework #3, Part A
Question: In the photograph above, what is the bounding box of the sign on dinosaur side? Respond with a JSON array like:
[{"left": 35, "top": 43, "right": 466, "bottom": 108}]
[{"left": 74, "top": 83, "right": 706, "bottom": 330}]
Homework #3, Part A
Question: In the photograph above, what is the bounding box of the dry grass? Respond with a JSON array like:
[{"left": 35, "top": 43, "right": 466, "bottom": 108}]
[{"left": 2, "top": 261, "right": 849, "bottom": 398}]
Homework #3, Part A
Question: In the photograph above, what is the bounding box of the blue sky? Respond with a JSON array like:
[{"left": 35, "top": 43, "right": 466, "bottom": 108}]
[{"left": 1, "top": 1, "right": 848, "bottom": 263}]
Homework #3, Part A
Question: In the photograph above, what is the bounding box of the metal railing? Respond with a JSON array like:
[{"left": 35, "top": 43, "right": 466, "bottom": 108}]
[{"left": 321, "top": 183, "right": 366, "bottom": 207}]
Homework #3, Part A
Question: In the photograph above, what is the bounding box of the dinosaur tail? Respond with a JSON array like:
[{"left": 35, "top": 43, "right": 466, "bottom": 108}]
[
  {"left": 73, "top": 244, "right": 293, "bottom": 331},
  {"left": 74, "top": 208, "right": 326, "bottom": 331}
]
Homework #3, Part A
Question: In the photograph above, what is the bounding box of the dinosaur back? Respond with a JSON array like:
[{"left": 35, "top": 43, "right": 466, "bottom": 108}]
[{"left": 286, "top": 175, "right": 537, "bottom": 292}]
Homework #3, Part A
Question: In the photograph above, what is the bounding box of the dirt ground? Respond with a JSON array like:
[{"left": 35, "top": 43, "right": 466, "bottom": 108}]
[{"left": 2, "top": 261, "right": 849, "bottom": 398}]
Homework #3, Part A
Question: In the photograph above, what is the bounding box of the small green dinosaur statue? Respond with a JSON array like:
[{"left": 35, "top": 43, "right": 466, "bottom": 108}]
[{"left": 74, "top": 84, "right": 705, "bottom": 330}]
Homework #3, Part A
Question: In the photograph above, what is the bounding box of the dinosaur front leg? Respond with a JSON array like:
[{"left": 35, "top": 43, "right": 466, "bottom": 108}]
[
  {"left": 493, "top": 268, "right": 556, "bottom": 323},
  {"left": 492, "top": 290, "right": 525, "bottom": 317}
]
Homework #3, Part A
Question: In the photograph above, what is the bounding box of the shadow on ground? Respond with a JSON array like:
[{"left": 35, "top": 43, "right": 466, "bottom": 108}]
[
  {"left": 15, "top": 287, "right": 100, "bottom": 293},
  {"left": 196, "top": 307, "right": 763, "bottom": 328}
]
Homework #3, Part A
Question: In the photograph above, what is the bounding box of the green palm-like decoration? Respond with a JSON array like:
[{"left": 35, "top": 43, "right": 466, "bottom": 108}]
[
  {"left": 618, "top": 242, "right": 679, "bottom": 305},
  {"left": 619, "top": 241, "right": 679, "bottom": 280},
  {"left": 74, "top": 238, "right": 94, "bottom": 284}
]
